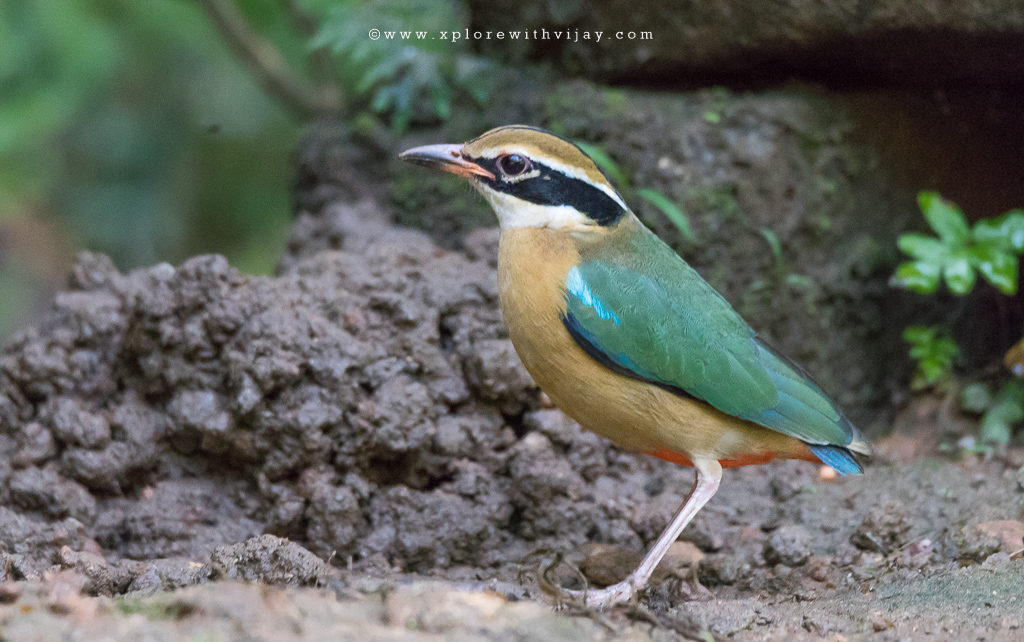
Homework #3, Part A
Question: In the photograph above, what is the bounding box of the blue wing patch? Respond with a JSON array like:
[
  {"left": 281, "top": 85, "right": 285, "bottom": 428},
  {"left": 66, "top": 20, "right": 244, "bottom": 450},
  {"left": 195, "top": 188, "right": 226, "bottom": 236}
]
[{"left": 566, "top": 266, "right": 620, "bottom": 324}]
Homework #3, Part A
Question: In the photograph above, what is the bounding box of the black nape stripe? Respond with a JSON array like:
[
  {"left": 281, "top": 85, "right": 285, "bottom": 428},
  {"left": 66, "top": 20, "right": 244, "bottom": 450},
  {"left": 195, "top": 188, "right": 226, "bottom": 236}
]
[{"left": 477, "top": 159, "right": 625, "bottom": 226}]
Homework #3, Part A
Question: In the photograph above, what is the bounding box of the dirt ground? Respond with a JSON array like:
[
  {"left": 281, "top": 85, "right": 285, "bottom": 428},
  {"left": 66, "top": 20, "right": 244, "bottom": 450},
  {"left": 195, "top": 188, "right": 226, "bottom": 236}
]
[
  {"left": 1, "top": 456, "right": 1022, "bottom": 640},
  {"left": 1, "top": 201, "right": 1023, "bottom": 640}
]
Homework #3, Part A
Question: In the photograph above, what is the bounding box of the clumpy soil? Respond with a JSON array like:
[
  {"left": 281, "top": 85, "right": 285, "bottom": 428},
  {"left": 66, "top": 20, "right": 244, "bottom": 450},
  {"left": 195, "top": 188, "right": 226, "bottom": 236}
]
[{"left": 1, "top": 201, "right": 1023, "bottom": 640}]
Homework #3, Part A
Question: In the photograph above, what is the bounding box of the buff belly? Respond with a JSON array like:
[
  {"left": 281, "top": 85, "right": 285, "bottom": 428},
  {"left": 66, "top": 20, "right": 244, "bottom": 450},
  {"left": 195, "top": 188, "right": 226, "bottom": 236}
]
[{"left": 496, "top": 226, "right": 812, "bottom": 466}]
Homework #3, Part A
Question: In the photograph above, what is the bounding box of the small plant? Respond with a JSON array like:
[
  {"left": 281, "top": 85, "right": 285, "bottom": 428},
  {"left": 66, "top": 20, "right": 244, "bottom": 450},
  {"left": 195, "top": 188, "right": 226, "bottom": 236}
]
[
  {"left": 960, "top": 381, "right": 1024, "bottom": 445},
  {"left": 892, "top": 192, "right": 1023, "bottom": 295},
  {"left": 574, "top": 141, "right": 695, "bottom": 242},
  {"left": 757, "top": 227, "right": 815, "bottom": 292},
  {"left": 893, "top": 192, "right": 1024, "bottom": 445},
  {"left": 903, "top": 325, "right": 959, "bottom": 391}
]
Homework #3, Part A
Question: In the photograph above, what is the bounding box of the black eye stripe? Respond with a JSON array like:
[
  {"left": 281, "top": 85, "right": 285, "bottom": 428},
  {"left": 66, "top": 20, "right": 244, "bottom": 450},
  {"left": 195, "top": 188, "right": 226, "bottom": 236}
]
[{"left": 474, "top": 158, "right": 625, "bottom": 226}]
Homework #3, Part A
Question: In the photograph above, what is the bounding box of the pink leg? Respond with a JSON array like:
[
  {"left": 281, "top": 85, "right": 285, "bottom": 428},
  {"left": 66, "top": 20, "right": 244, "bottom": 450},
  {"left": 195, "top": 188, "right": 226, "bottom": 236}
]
[{"left": 552, "top": 458, "right": 723, "bottom": 609}]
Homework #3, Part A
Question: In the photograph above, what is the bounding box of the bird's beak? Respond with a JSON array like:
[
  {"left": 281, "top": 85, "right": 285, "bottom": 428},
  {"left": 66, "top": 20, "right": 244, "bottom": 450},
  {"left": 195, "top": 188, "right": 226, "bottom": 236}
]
[{"left": 399, "top": 144, "right": 496, "bottom": 180}]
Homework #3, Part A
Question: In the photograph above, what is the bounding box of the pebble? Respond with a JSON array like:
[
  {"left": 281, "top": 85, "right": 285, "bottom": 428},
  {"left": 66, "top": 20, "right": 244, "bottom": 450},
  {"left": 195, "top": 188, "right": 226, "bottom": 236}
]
[{"left": 764, "top": 524, "right": 812, "bottom": 567}]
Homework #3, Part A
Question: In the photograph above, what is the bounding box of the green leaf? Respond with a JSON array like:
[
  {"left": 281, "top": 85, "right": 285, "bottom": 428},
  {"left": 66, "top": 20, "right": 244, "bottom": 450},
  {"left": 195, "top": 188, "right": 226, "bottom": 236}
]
[
  {"left": 908, "top": 343, "right": 929, "bottom": 360},
  {"left": 902, "top": 325, "right": 934, "bottom": 344},
  {"left": 573, "top": 141, "right": 628, "bottom": 188},
  {"left": 784, "top": 273, "right": 815, "bottom": 290},
  {"left": 942, "top": 251, "right": 976, "bottom": 295},
  {"left": 970, "top": 218, "right": 1003, "bottom": 248},
  {"left": 893, "top": 261, "right": 941, "bottom": 293},
  {"left": 920, "top": 360, "right": 946, "bottom": 383},
  {"left": 919, "top": 191, "right": 969, "bottom": 246},
  {"left": 960, "top": 382, "right": 992, "bottom": 413},
  {"left": 430, "top": 84, "right": 451, "bottom": 120},
  {"left": 975, "top": 210, "right": 1024, "bottom": 253},
  {"left": 637, "top": 188, "right": 695, "bottom": 242},
  {"left": 903, "top": 325, "right": 958, "bottom": 390},
  {"left": 972, "top": 218, "right": 1004, "bottom": 248},
  {"left": 980, "top": 401, "right": 1023, "bottom": 444},
  {"left": 760, "top": 228, "right": 785, "bottom": 267},
  {"left": 897, "top": 233, "right": 948, "bottom": 261},
  {"left": 979, "top": 418, "right": 1013, "bottom": 445},
  {"left": 978, "top": 381, "right": 1024, "bottom": 444},
  {"left": 357, "top": 53, "right": 406, "bottom": 93},
  {"left": 969, "top": 245, "right": 1018, "bottom": 295},
  {"left": 1004, "top": 210, "right": 1024, "bottom": 252}
]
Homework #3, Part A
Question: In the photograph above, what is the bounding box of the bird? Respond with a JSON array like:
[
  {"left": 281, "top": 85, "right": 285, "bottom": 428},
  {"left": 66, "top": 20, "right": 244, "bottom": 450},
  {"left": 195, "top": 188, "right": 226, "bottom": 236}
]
[{"left": 400, "top": 125, "right": 870, "bottom": 608}]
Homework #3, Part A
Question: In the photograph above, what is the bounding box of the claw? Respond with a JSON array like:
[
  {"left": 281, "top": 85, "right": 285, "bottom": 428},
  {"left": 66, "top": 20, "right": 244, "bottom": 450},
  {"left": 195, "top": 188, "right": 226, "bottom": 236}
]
[{"left": 538, "top": 554, "right": 640, "bottom": 609}]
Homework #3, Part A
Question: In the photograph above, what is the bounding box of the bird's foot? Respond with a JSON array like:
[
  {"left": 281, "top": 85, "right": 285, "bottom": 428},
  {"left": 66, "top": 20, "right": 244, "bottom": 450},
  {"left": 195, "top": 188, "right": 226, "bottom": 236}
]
[
  {"left": 549, "top": 577, "right": 639, "bottom": 610},
  {"left": 537, "top": 553, "right": 642, "bottom": 609}
]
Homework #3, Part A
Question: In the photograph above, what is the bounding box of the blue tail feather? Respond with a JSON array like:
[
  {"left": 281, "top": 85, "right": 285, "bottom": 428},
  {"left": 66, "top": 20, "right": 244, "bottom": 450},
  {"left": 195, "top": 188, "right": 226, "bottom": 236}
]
[{"left": 807, "top": 444, "right": 863, "bottom": 475}]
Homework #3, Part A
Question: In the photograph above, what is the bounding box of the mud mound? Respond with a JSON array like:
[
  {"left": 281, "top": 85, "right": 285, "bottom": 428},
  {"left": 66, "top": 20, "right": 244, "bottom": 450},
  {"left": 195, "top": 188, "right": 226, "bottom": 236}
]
[{"left": 0, "top": 200, "right": 670, "bottom": 591}]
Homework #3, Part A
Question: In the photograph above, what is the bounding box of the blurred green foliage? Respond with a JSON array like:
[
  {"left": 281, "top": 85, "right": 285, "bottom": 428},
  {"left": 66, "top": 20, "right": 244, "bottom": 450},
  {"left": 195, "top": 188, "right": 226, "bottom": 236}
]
[
  {"left": 314, "top": 0, "right": 494, "bottom": 132},
  {"left": 960, "top": 381, "right": 1024, "bottom": 445},
  {"left": 902, "top": 325, "right": 959, "bottom": 391},
  {"left": 1, "top": 0, "right": 490, "bottom": 339},
  {"left": 894, "top": 192, "right": 1024, "bottom": 445},
  {"left": 0, "top": 0, "right": 303, "bottom": 271}
]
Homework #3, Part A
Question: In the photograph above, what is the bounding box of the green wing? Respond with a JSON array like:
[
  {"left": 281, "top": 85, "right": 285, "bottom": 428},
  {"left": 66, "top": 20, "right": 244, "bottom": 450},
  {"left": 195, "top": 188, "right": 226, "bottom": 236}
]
[{"left": 563, "top": 229, "right": 858, "bottom": 451}]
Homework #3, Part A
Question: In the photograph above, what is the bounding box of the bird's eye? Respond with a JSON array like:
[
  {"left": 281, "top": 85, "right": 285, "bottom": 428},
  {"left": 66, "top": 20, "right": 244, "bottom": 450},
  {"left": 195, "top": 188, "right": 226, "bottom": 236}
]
[{"left": 497, "top": 154, "right": 531, "bottom": 177}]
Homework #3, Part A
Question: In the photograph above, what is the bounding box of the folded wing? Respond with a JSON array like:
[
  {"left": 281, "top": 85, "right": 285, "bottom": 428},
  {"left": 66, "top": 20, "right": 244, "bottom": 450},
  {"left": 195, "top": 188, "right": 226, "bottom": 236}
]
[{"left": 562, "top": 237, "right": 865, "bottom": 472}]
